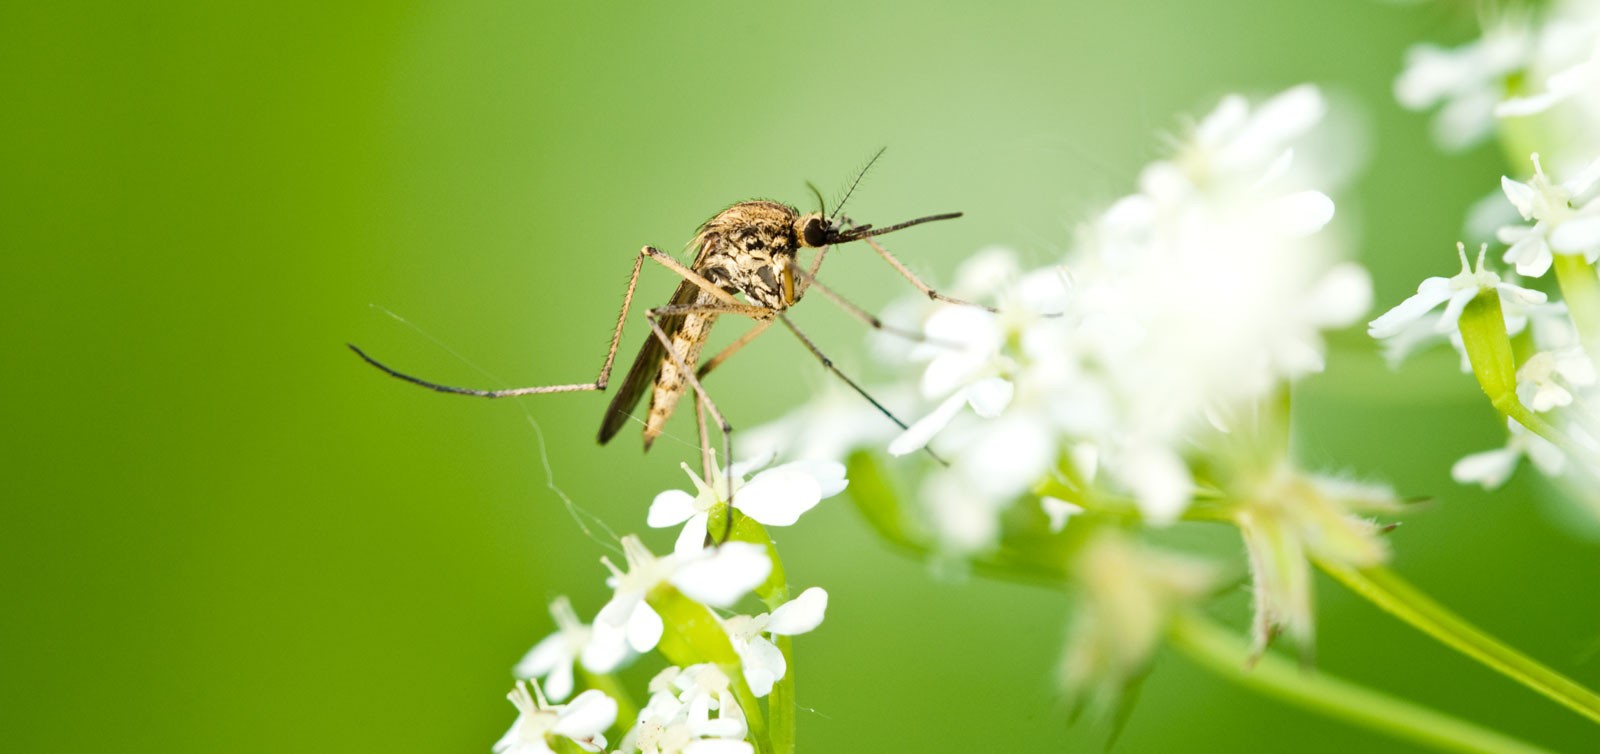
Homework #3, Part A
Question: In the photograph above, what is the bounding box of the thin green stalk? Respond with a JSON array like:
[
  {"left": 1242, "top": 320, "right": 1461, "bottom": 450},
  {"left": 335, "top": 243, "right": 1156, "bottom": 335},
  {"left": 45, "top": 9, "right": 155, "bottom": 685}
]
[
  {"left": 730, "top": 672, "right": 774, "bottom": 754},
  {"left": 1169, "top": 612, "right": 1559, "bottom": 754},
  {"left": 769, "top": 635, "right": 796, "bottom": 754},
  {"left": 1317, "top": 560, "right": 1600, "bottom": 725},
  {"left": 1552, "top": 251, "right": 1600, "bottom": 363},
  {"left": 1497, "top": 397, "right": 1600, "bottom": 470},
  {"left": 725, "top": 512, "right": 797, "bottom": 754}
]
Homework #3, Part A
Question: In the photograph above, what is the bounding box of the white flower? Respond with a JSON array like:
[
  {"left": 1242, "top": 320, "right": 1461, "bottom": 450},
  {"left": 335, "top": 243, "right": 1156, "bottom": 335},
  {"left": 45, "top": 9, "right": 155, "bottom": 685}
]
[
  {"left": 648, "top": 452, "right": 845, "bottom": 555},
  {"left": 735, "top": 378, "right": 909, "bottom": 463},
  {"left": 1452, "top": 419, "right": 1568, "bottom": 489},
  {"left": 1497, "top": 44, "right": 1600, "bottom": 117},
  {"left": 586, "top": 536, "right": 771, "bottom": 670},
  {"left": 1041, "top": 496, "right": 1085, "bottom": 533},
  {"left": 721, "top": 587, "right": 829, "bottom": 697},
  {"left": 1394, "top": 20, "right": 1535, "bottom": 150},
  {"left": 1517, "top": 348, "right": 1597, "bottom": 411},
  {"left": 624, "top": 665, "right": 751, "bottom": 754},
  {"left": 493, "top": 681, "right": 616, "bottom": 754},
  {"left": 1497, "top": 153, "right": 1600, "bottom": 277},
  {"left": 1368, "top": 243, "right": 1547, "bottom": 340},
  {"left": 514, "top": 596, "right": 590, "bottom": 701}
]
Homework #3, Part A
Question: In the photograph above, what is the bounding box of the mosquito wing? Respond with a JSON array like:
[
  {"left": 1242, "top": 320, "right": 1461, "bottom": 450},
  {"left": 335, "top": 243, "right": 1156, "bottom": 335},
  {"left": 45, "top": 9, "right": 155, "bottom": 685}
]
[{"left": 596, "top": 276, "right": 704, "bottom": 445}]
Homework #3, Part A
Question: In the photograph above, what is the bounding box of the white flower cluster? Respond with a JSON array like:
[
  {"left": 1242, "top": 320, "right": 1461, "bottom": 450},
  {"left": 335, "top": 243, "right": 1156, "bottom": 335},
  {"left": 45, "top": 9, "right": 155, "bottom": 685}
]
[
  {"left": 752, "top": 85, "right": 1371, "bottom": 552},
  {"left": 497, "top": 456, "right": 839, "bottom": 753},
  {"left": 1396, "top": 0, "right": 1600, "bottom": 161},
  {"left": 1379, "top": 2, "right": 1600, "bottom": 498}
]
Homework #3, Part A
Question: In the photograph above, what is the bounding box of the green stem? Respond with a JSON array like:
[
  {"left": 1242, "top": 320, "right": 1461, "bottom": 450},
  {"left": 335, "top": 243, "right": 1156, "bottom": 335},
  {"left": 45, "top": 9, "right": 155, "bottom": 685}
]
[
  {"left": 1552, "top": 245, "right": 1600, "bottom": 364},
  {"left": 1170, "top": 612, "right": 1558, "bottom": 754},
  {"left": 1317, "top": 560, "right": 1600, "bottom": 725},
  {"left": 1497, "top": 397, "right": 1600, "bottom": 470},
  {"left": 724, "top": 512, "right": 797, "bottom": 754},
  {"left": 770, "top": 635, "right": 796, "bottom": 754}
]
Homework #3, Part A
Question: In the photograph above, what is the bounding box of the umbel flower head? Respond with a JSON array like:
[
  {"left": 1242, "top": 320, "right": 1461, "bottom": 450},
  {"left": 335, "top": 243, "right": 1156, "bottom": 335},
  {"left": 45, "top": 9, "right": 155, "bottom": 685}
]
[{"left": 753, "top": 84, "right": 1372, "bottom": 553}]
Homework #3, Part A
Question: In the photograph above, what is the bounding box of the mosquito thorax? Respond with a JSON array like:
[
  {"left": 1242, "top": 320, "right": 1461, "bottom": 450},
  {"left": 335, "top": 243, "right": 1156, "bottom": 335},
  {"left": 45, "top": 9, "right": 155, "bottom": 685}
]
[{"left": 691, "top": 200, "right": 814, "bottom": 311}]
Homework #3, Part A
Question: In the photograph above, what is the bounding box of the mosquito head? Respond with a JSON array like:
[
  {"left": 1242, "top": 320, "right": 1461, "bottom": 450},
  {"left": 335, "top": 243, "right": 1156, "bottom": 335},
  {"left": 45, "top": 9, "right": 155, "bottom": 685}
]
[{"left": 795, "top": 212, "right": 833, "bottom": 249}]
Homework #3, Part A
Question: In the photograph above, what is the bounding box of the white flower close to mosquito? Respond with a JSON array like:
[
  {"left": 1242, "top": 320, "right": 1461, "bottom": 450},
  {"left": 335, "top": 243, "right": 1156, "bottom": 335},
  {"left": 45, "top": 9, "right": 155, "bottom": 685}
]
[
  {"left": 720, "top": 586, "right": 829, "bottom": 697},
  {"left": 585, "top": 536, "right": 770, "bottom": 671},
  {"left": 647, "top": 452, "right": 845, "bottom": 555},
  {"left": 754, "top": 85, "right": 1370, "bottom": 546},
  {"left": 492, "top": 680, "right": 616, "bottom": 754},
  {"left": 1497, "top": 153, "right": 1600, "bottom": 278},
  {"left": 623, "top": 664, "right": 751, "bottom": 754}
]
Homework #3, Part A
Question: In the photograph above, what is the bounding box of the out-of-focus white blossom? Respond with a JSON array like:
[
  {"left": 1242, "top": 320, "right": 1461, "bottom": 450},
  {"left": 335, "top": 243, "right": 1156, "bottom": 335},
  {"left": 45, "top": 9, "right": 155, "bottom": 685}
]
[
  {"left": 493, "top": 681, "right": 616, "bottom": 754},
  {"left": 751, "top": 85, "right": 1372, "bottom": 551},
  {"left": 1233, "top": 469, "right": 1401, "bottom": 657},
  {"left": 1397, "top": 1, "right": 1600, "bottom": 161},
  {"left": 1517, "top": 348, "right": 1597, "bottom": 411},
  {"left": 1058, "top": 530, "right": 1218, "bottom": 718},
  {"left": 1453, "top": 419, "right": 1569, "bottom": 489},
  {"left": 1394, "top": 18, "right": 1537, "bottom": 150},
  {"left": 514, "top": 596, "right": 591, "bottom": 701}
]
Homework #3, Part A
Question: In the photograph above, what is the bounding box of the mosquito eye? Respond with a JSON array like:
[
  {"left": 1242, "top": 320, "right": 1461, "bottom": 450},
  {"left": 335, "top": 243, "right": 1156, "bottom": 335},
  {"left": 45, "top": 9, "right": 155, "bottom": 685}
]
[{"left": 801, "top": 217, "right": 828, "bottom": 248}]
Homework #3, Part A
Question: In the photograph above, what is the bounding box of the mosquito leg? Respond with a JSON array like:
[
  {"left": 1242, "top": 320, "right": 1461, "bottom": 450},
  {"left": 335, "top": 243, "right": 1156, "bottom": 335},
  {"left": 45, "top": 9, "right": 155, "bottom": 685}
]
[
  {"left": 696, "top": 319, "right": 775, "bottom": 380},
  {"left": 777, "top": 314, "right": 948, "bottom": 467},
  {"left": 784, "top": 260, "right": 946, "bottom": 346},
  {"left": 694, "top": 391, "right": 713, "bottom": 486},
  {"left": 350, "top": 243, "right": 655, "bottom": 397},
  {"left": 861, "top": 236, "right": 998, "bottom": 313},
  {"left": 645, "top": 310, "right": 738, "bottom": 521}
]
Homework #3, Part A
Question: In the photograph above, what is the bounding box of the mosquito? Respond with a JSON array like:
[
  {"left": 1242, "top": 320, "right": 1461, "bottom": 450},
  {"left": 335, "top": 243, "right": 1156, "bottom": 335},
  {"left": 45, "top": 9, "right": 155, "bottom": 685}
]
[{"left": 350, "top": 152, "right": 981, "bottom": 527}]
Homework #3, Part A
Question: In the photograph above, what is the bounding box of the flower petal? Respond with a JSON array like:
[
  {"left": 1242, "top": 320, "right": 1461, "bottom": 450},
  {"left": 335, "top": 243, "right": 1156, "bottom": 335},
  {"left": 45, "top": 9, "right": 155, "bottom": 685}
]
[
  {"left": 553, "top": 690, "right": 618, "bottom": 739},
  {"left": 673, "top": 511, "right": 711, "bottom": 556},
  {"left": 1041, "top": 496, "right": 1085, "bottom": 533},
  {"left": 543, "top": 656, "right": 575, "bottom": 702},
  {"left": 1550, "top": 215, "right": 1600, "bottom": 254},
  {"left": 887, "top": 389, "right": 971, "bottom": 456},
  {"left": 648, "top": 489, "right": 699, "bottom": 528},
  {"left": 767, "top": 587, "right": 829, "bottom": 635},
  {"left": 738, "top": 635, "right": 787, "bottom": 697},
  {"left": 672, "top": 543, "right": 771, "bottom": 608},
  {"left": 579, "top": 619, "right": 627, "bottom": 673},
  {"left": 773, "top": 460, "right": 848, "bottom": 498},
  {"left": 514, "top": 632, "right": 568, "bottom": 679},
  {"left": 965, "top": 376, "right": 1014, "bottom": 417},
  {"left": 734, "top": 470, "right": 822, "bottom": 527},
  {"left": 1367, "top": 277, "right": 1451, "bottom": 337},
  {"left": 1451, "top": 447, "right": 1518, "bottom": 489},
  {"left": 684, "top": 740, "right": 755, "bottom": 754},
  {"left": 626, "top": 602, "right": 665, "bottom": 653},
  {"left": 1501, "top": 175, "right": 1537, "bottom": 218}
]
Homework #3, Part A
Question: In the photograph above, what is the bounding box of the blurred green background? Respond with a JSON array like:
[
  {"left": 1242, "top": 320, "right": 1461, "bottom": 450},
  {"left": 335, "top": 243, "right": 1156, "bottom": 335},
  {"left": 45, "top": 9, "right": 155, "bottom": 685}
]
[{"left": 6, "top": 1, "right": 1599, "bottom": 752}]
